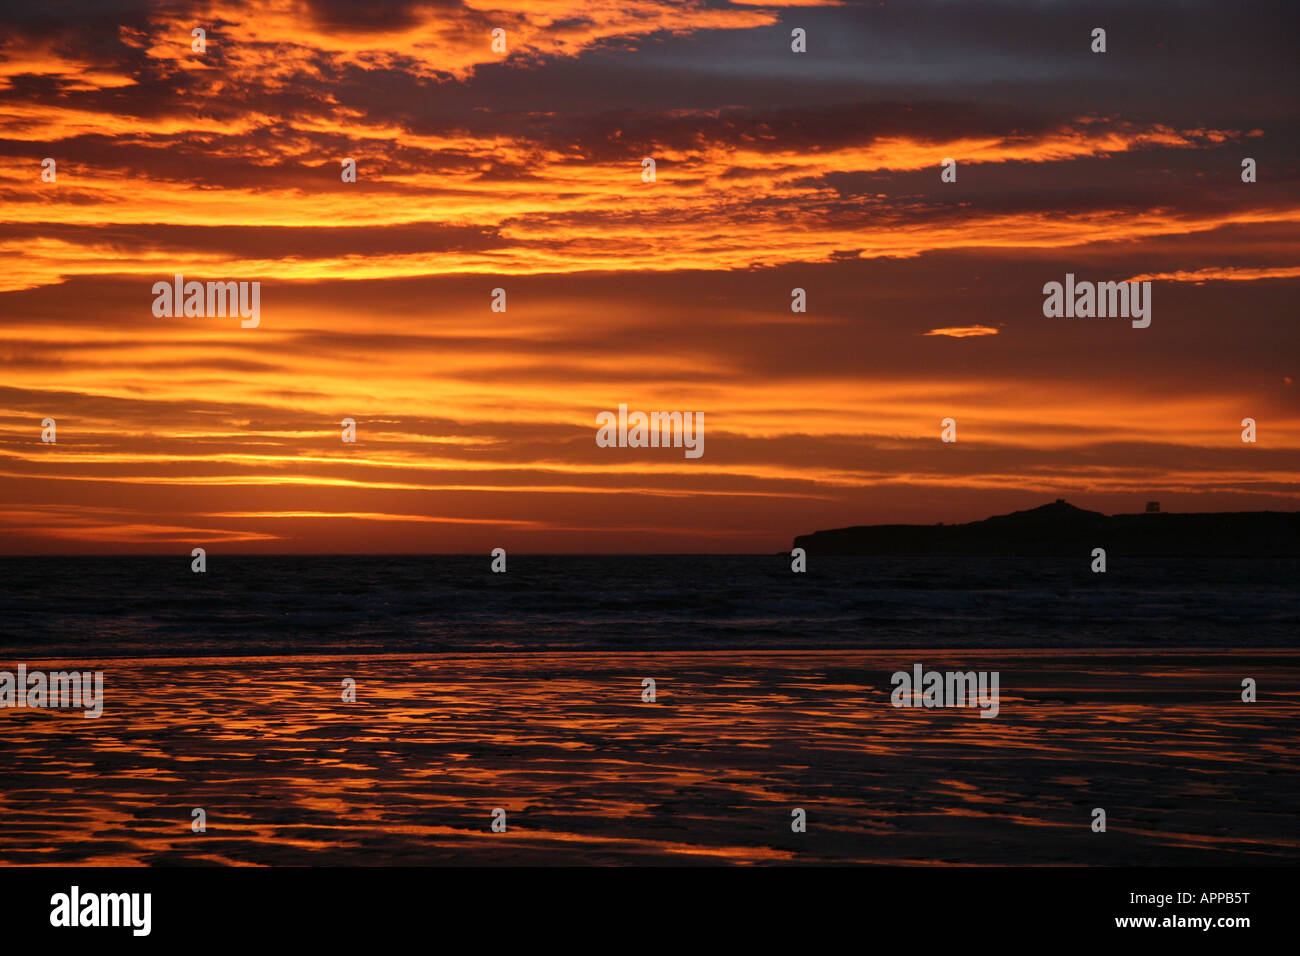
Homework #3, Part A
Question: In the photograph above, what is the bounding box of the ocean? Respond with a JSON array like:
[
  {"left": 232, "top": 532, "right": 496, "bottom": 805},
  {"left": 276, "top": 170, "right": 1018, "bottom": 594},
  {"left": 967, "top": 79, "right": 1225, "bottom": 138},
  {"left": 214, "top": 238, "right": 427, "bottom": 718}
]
[
  {"left": 2, "top": 555, "right": 1297, "bottom": 657},
  {"left": 1, "top": 555, "right": 1296, "bottom": 865}
]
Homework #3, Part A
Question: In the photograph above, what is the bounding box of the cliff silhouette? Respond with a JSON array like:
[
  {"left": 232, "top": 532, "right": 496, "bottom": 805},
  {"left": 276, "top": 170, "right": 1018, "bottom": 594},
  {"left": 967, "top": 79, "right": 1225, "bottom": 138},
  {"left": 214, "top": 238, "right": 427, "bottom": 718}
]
[{"left": 793, "top": 500, "right": 1300, "bottom": 557}]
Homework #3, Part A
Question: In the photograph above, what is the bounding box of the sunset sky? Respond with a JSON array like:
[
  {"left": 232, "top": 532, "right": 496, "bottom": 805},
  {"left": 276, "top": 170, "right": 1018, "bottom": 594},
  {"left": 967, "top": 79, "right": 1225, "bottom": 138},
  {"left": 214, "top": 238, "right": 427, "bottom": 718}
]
[{"left": 1, "top": 0, "right": 1297, "bottom": 553}]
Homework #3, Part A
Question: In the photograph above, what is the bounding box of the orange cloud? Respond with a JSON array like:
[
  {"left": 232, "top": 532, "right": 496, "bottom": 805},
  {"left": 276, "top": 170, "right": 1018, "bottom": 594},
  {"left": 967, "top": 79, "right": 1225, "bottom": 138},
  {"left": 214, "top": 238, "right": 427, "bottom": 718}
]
[
  {"left": 922, "top": 326, "right": 999, "bottom": 338},
  {"left": 1125, "top": 266, "right": 1300, "bottom": 283}
]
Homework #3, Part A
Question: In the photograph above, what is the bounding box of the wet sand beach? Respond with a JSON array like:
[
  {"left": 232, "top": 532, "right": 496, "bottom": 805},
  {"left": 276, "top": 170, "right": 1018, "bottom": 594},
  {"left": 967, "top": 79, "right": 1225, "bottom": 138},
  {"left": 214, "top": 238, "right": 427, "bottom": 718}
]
[{"left": 1, "top": 649, "right": 1296, "bottom": 865}]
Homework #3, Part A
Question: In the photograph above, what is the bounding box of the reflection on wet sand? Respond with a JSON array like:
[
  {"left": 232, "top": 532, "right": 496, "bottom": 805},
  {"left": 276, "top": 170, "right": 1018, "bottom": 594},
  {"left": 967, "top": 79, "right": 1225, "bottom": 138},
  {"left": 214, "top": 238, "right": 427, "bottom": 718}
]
[{"left": 1, "top": 650, "right": 1296, "bottom": 865}]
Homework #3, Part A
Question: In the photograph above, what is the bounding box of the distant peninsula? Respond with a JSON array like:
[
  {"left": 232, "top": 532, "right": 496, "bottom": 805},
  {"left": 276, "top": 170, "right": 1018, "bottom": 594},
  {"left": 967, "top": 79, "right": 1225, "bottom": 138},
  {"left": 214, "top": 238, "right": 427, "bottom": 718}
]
[{"left": 793, "top": 499, "right": 1300, "bottom": 557}]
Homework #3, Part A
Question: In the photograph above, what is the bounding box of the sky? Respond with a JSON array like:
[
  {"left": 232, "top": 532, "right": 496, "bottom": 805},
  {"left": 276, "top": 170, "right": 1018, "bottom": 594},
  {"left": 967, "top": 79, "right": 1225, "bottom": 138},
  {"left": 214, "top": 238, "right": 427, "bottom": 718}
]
[{"left": 1, "top": 0, "right": 1297, "bottom": 554}]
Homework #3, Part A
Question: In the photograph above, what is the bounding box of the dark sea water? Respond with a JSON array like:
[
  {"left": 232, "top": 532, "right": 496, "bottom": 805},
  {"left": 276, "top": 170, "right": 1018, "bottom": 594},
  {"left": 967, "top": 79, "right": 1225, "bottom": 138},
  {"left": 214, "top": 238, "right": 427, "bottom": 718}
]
[
  {"left": 3, "top": 556, "right": 1297, "bottom": 865},
  {"left": 1, "top": 555, "right": 1295, "bottom": 657}
]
